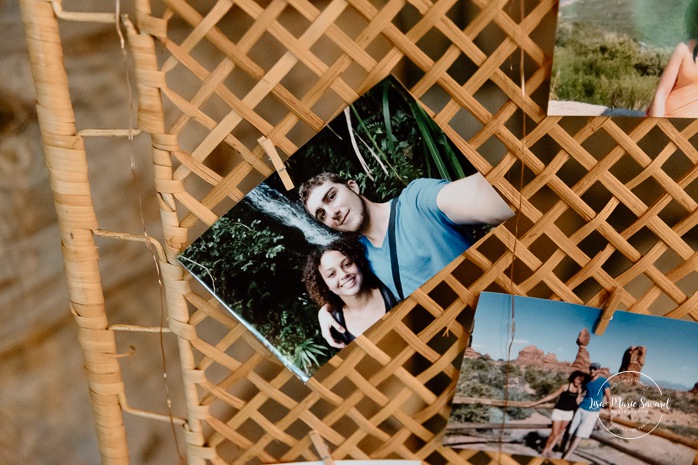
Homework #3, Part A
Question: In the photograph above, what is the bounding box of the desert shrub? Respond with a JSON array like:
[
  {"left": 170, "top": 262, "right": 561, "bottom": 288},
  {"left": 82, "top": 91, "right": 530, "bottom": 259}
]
[
  {"left": 524, "top": 366, "right": 567, "bottom": 397},
  {"left": 452, "top": 380, "right": 500, "bottom": 424},
  {"left": 664, "top": 391, "right": 698, "bottom": 415},
  {"left": 459, "top": 379, "right": 500, "bottom": 399},
  {"left": 463, "top": 357, "right": 491, "bottom": 372},
  {"left": 454, "top": 359, "right": 534, "bottom": 422},
  {"left": 449, "top": 404, "right": 491, "bottom": 425},
  {"left": 451, "top": 384, "right": 532, "bottom": 423},
  {"left": 457, "top": 358, "right": 508, "bottom": 393},
  {"left": 502, "top": 390, "right": 533, "bottom": 421},
  {"left": 507, "top": 363, "right": 522, "bottom": 377}
]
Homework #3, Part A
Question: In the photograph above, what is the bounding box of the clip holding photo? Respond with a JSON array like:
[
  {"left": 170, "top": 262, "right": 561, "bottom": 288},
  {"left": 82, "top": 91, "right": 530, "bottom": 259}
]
[
  {"left": 259, "top": 136, "right": 294, "bottom": 191},
  {"left": 594, "top": 288, "right": 623, "bottom": 336}
]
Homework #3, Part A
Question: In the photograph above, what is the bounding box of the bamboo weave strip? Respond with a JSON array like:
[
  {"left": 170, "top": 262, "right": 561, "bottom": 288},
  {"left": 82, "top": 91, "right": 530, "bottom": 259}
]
[{"left": 20, "top": 0, "right": 129, "bottom": 464}]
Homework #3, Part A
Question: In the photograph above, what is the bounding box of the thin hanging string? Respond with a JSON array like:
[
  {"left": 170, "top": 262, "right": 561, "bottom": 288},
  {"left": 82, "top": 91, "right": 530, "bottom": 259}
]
[
  {"left": 509, "top": 0, "right": 527, "bottom": 374},
  {"left": 506, "top": 0, "right": 527, "bottom": 364},
  {"left": 115, "top": 2, "right": 186, "bottom": 463},
  {"left": 178, "top": 255, "right": 217, "bottom": 294},
  {"left": 497, "top": 0, "right": 527, "bottom": 460}
]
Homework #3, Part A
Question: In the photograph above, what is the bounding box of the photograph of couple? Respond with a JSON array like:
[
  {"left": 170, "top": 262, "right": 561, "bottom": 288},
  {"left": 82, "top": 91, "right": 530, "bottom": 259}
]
[
  {"left": 178, "top": 76, "right": 514, "bottom": 381},
  {"left": 445, "top": 292, "right": 698, "bottom": 464}
]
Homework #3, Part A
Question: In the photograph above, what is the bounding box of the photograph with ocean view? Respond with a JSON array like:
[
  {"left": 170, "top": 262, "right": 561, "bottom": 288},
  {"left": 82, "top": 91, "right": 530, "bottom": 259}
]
[{"left": 178, "top": 77, "right": 513, "bottom": 381}]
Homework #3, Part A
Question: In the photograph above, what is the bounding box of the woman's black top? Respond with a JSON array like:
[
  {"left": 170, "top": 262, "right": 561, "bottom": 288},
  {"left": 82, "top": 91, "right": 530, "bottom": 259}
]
[
  {"left": 554, "top": 384, "right": 579, "bottom": 411},
  {"left": 330, "top": 283, "right": 399, "bottom": 345}
]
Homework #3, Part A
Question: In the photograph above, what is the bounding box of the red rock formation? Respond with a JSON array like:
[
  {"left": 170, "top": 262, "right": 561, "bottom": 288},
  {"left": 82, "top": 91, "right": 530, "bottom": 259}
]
[
  {"left": 577, "top": 328, "right": 591, "bottom": 346},
  {"left": 516, "top": 345, "right": 570, "bottom": 372},
  {"left": 517, "top": 345, "right": 544, "bottom": 365},
  {"left": 462, "top": 346, "right": 482, "bottom": 359},
  {"left": 570, "top": 328, "right": 591, "bottom": 373},
  {"left": 618, "top": 346, "right": 647, "bottom": 383}
]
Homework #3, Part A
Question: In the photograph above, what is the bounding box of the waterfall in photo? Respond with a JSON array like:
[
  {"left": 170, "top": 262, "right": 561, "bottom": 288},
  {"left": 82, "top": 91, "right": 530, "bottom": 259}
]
[{"left": 246, "top": 183, "right": 338, "bottom": 245}]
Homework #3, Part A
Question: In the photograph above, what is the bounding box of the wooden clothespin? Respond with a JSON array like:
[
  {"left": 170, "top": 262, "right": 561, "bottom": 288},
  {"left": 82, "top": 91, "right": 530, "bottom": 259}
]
[
  {"left": 594, "top": 288, "right": 622, "bottom": 335},
  {"left": 309, "top": 430, "right": 335, "bottom": 465},
  {"left": 258, "top": 136, "right": 294, "bottom": 191}
]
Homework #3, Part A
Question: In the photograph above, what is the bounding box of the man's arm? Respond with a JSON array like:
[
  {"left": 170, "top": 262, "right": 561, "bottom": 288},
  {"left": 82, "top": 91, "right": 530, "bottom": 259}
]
[
  {"left": 436, "top": 172, "right": 514, "bottom": 225},
  {"left": 318, "top": 305, "right": 347, "bottom": 349}
]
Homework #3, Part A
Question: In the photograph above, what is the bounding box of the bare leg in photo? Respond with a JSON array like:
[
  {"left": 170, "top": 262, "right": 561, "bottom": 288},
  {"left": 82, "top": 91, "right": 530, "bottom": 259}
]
[{"left": 562, "top": 435, "right": 583, "bottom": 460}]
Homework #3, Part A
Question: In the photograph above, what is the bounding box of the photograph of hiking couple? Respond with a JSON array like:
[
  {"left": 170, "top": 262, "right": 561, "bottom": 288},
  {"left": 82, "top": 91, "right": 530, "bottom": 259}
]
[
  {"left": 178, "top": 76, "right": 513, "bottom": 381},
  {"left": 549, "top": 0, "right": 698, "bottom": 118},
  {"left": 445, "top": 292, "right": 698, "bottom": 465}
]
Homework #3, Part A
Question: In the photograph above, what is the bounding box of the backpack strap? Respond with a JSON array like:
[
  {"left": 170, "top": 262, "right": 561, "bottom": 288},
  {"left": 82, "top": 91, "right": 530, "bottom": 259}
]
[{"left": 388, "top": 199, "right": 404, "bottom": 300}]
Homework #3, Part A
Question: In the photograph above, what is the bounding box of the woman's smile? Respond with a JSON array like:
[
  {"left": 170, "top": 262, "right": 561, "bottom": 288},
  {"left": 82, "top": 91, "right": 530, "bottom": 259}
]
[
  {"left": 340, "top": 275, "right": 357, "bottom": 289},
  {"left": 319, "top": 250, "right": 364, "bottom": 296}
]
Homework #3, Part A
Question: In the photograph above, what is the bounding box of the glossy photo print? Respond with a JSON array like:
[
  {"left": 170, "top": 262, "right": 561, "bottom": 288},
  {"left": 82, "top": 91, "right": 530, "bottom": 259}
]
[
  {"left": 269, "top": 461, "right": 422, "bottom": 465},
  {"left": 548, "top": 0, "right": 698, "bottom": 118},
  {"left": 445, "top": 292, "right": 698, "bottom": 464},
  {"left": 178, "top": 76, "right": 514, "bottom": 381}
]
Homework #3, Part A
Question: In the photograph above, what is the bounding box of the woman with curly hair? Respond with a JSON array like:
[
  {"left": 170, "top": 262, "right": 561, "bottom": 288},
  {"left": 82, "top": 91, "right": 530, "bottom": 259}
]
[{"left": 304, "top": 236, "right": 398, "bottom": 348}]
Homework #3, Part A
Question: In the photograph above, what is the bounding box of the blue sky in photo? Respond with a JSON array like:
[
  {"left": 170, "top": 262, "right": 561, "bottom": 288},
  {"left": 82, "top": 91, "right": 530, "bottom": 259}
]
[{"left": 471, "top": 292, "right": 698, "bottom": 390}]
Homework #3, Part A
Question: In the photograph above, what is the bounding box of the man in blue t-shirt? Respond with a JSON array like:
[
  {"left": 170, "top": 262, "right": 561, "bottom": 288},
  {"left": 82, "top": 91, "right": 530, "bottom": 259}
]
[
  {"left": 299, "top": 171, "right": 513, "bottom": 348},
  {"left": 562, "top": 362, "right": 612, "bottom": 460}
]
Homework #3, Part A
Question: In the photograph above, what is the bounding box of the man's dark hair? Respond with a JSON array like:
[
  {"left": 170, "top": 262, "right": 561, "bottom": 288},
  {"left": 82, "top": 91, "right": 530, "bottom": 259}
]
[
  {"left": 298, "top": 172, "right": 350, "bottom": 206},
  {"left": 303, "top": 235, "right": 378, "bottom": 310}
]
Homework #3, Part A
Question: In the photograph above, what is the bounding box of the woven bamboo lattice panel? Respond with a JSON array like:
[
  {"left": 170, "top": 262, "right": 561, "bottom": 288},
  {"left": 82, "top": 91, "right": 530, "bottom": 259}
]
[{"left": 20, "top": 0, "right": 698, "bottom": 464}]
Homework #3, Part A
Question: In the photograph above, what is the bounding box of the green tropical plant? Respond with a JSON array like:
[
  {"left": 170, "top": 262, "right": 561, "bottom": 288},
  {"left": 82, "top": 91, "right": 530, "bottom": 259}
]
[{"left": 180, "top": 207, "right": 332, "bottom": 374}]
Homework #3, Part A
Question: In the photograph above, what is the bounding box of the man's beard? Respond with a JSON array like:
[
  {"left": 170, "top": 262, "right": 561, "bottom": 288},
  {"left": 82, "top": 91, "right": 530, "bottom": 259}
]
[{"left": 355, "top": 196, "right": 369, "bottom": 233}]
